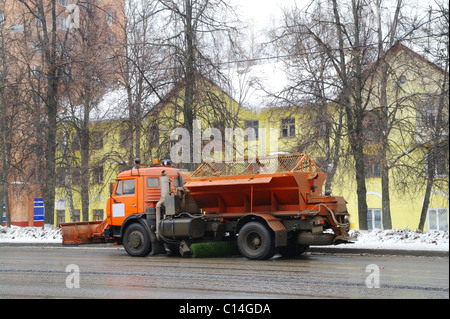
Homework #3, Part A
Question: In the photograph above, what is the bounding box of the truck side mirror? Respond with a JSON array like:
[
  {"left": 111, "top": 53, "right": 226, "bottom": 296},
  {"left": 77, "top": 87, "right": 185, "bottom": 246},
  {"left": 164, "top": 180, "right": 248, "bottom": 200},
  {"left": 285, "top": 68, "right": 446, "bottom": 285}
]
[{"left": 109, "top": 182, "right": 114, "bottom": 196}]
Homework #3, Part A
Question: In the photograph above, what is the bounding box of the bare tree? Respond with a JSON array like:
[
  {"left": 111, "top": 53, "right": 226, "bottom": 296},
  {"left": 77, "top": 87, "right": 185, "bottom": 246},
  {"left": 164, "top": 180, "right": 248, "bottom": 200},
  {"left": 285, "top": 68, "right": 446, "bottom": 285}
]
[
  {"left": 371, "top": 0, "right": 438, "bottom": 229},
  {"left": 271, "top": 0, "right": 381, "bottom": 229},
  {"left": 58, "top": 0, "right": 120, "bottom": 222},
  {"left": 416, "top": 1, "right": 449, "bottom": 230},
  {"left": 116, "top": 0, "right": 171, "bottom": 166},
  {"left": 17, "top": 0, "right": 75, "bottom": 225},
  {"left": 155, "top": 0, "right": 239, "bottom": 168},
  {"left": 269, "top": 3, "right": 347, "bottom": 192},
  {"left": 1, "top": 0, "right": 45, "bottom": 227}
]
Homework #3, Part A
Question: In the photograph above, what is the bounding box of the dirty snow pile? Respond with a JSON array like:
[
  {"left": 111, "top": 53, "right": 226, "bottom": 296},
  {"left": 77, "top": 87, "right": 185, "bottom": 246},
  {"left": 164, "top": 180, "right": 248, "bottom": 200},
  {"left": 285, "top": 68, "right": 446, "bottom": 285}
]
[
  {"left": 344, "top": 228, "right": 449, "bottom": 251},
  {"left": 0, "top": 225, "right": 62, "bottom": 243}
]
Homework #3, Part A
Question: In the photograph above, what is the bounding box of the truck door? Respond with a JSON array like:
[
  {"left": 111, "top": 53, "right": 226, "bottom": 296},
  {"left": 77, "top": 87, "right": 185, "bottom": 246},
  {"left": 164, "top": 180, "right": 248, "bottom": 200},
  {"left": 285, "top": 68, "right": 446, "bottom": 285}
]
[{"left": 111, "top": 178, "right": 137, "bottom": 225}]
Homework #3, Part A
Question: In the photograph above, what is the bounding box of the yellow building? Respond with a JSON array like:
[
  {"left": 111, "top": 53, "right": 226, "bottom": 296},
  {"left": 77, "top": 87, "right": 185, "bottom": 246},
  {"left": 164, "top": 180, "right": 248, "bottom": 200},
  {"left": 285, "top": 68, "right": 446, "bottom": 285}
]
[{"left": 54, "top": 44, "right": 448, "bottom": 232}]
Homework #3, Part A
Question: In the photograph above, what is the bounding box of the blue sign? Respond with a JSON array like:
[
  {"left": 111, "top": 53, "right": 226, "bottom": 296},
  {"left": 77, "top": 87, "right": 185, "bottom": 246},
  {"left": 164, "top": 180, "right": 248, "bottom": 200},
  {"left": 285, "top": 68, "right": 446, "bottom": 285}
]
[{"left": 34, "top": 198, "right": 45, "bottom": 222}]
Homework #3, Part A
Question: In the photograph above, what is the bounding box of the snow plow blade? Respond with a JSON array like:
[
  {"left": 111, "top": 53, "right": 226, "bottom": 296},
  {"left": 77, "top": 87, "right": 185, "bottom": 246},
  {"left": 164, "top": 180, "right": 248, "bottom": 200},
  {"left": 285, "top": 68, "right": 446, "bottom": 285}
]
[{"left": 60, "top": 220, "right": 108, "bottom": 245}]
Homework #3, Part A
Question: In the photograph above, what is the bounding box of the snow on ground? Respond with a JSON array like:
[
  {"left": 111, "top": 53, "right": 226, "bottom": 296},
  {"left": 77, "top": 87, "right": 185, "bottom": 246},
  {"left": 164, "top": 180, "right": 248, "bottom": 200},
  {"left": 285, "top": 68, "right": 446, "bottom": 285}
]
[
  {"left": 0, "top": 225, "right": 448, "bottom": 252},
  {"left": 0, "top": 225, "right": 62, "bottom": 244},
  {"left": 342, "top": 228, "right": 449, "bottom": 251}
]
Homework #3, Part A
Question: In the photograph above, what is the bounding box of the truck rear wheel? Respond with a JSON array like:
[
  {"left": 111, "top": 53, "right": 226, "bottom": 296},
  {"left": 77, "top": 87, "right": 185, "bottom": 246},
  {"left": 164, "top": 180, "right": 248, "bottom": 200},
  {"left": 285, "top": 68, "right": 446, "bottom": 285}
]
[
  {"left": 238, "top": 222, "right": 276, "bottom": 260},
  {"left": 123, "top": 223, "right": 152, "bottom": 257}
]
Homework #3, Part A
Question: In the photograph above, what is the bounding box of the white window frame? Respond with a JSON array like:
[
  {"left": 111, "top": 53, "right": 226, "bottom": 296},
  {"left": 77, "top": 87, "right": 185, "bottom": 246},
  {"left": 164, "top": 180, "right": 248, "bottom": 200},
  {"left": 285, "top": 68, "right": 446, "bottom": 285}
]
[
  {"left": 367, "top": 209, "right": 382, "bottom": 230},
  {"left": 57, "top": 0, "right": 69, "bottom": 7},
  {"left": 106, "top": 10, "right": 115, "bottom": 26},
  {"left": 427, "top": 208, "right": 448, "bottom": 231},
  {"left": 245, "top": 120, "right": 259, "bottom": 140},
  {"left": 281, "top": 118, "right": 295, "bottom": 138},
  {"left": 57, "top": 16, "right": 67, "bottom": 30}
]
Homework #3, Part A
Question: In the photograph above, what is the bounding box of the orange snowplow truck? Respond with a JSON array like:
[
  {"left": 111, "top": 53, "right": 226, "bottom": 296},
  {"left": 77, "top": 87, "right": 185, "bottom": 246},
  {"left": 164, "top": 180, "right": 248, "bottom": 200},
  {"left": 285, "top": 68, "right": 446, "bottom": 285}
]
[{"left": 60, "top": 154, "right": 353, "bottom": 260}]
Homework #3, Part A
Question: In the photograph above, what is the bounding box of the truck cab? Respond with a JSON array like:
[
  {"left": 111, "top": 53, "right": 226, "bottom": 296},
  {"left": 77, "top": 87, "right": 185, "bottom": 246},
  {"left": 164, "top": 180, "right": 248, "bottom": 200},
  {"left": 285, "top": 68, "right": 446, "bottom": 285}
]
[{"left": 107, "top": 166, "right": 181, "bottom": 227}]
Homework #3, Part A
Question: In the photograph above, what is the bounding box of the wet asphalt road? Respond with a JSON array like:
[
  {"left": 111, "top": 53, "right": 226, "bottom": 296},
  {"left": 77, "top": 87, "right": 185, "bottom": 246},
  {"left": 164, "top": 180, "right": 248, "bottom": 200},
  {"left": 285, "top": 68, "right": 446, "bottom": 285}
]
[{"left": 0, "top": 245, "right": 448, "bottom": 299}]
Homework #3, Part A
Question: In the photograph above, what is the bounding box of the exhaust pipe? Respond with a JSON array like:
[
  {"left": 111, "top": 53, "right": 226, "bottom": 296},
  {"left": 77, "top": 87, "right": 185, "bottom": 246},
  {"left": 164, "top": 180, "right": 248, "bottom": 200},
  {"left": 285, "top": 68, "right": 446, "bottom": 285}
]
[
  {"left": 297, "top": 231, "right": 335, "bottom": 246},
  {"left": 155, "top": 171, "right": 170, "bottom": 240}
]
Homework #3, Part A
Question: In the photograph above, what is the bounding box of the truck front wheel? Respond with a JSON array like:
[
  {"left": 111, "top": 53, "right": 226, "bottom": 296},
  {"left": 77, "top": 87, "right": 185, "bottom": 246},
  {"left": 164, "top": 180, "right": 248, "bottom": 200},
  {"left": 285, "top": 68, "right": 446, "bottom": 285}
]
[
  {"left": 238, "top": 222, "right": 276, "bottom": 260},
  {"left": 123, "top": 223, "right": 152, "bottom": 257}
]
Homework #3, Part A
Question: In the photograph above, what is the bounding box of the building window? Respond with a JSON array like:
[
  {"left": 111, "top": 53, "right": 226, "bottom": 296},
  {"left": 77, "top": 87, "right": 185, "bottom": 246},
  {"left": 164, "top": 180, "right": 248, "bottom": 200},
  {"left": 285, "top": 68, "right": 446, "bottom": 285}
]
[
  {"left": 106, "top": 55, "right": 115, "bottom": 67},
  {"left": 57, "top": 0, "right": 69, "bottom": 6},
  {"left": 72, "top": 210, "right": 80, "bottom": 222},
  {"left": 93, "top": 210, "right": 104, "bottom": 221},
  {"left": 56, "top": 167, "right": 66, "bottom": 187},
  {"left": 35, "top": 16, "right": 43, "bottom": 26},
  {"left": 148, "top": 125, "right": 159, "bottom": 148},
  {"left": 106, "top": 33, "right": 115, "bottom": 44},
  {"left": 363, "top": 110, "right": 381, "bottom": 145},
  {"left": 106, "top": 10, "right": 115, "bottom": 26},
  {"left": 57, "top": 16, "right": 67, "bottom": 30},
  {"left": 245, "top": 120, "right": 259, "bottom": 139},
  {"left": 92, "top": 131, "right": 103, "bottom": 150},
  {"left": 427, "top": 147, "right": 448, "bottom": 177},
  {"left": 120, "top": 130, "right": 131, "bottom": 148},
  {"left": 10, "top": 25, "right": 24, "bottom": 32},
  {"left": 71, "top": 167, "right": 81, "bottom": 186},
  {"left": 415, "top": 96, "right": 449, "bottom": 140},
  {"left": 365, "top": 156, "right": 380, "bottom": 178},
  {"left": 31, "top": 41, "right": 42, "bottom": 51},
  {"left": 57, "top": 210, "right": 65, "bottom": 225},
  {"left": 367, "top": 209, "right": 382, "bottom": 230},
  {"left": 417, "top": 98, "right": 439, "bottom": 128},
  {"left": 427, "top": 208, "right": 448, "bottom": 231},
  {"left": 92, "top": 166, "right": 103, "bottom": 184},
  {"left": 281, "top": 118, "right": 295, "bottom": 138},
  {"left": 72, "top": 132, "right": 80, "bottom": 150},
  {"left": 32, "top": 65, "right": 42, "bottom": 78}
]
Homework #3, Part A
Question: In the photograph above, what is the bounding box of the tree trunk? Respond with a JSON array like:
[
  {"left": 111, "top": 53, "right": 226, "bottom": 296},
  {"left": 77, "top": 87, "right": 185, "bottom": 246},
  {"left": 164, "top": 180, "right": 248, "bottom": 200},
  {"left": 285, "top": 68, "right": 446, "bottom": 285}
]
[
  {"left": 43, "top": 69, "right": 58, "bottom": 226},
  {"left": 351, "top": 0, "right": 369, "bottom": 230},
  {"left": 418, "top": 152, "right": 435, "bottom": 231},
  {"left": 80, "top": 94, "right": 90, "bottom": 222},
  {"left": 184, "top": 0, "right": 196, "bottom": 169},
  {"left": 332, "top": 0, "right": 369, "bottom": 230}
]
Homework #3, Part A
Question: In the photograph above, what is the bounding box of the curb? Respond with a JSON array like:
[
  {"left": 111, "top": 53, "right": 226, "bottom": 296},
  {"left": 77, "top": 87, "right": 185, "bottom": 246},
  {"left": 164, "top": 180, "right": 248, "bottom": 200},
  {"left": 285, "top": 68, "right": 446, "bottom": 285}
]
[{"left": 308, "top": 247, "right": 449, "bottom": 257}]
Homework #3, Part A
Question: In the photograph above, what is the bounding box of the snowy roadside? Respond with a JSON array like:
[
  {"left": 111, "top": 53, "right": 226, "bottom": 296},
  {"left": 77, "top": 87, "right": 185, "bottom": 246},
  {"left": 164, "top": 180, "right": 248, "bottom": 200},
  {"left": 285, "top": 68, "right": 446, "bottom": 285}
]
[
  {"left": 341, "top": 229, "right": 449, "bottom": 252},
  {"left": 0, "top": 225, "right": 62, "bottom": 244},
  {"left": 0, "top": 225, "right": 448, "bottom": 253}
]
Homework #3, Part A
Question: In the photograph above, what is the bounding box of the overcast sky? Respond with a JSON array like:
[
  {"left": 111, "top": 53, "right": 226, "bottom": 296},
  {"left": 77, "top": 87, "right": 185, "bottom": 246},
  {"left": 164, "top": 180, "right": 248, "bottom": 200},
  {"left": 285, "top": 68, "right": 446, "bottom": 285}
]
[
  {"left": 231, "top": 0, "right": 289, "bottom": 31},
  {"left": 231, "top": 0, "right": 438, "bottom": 32}
]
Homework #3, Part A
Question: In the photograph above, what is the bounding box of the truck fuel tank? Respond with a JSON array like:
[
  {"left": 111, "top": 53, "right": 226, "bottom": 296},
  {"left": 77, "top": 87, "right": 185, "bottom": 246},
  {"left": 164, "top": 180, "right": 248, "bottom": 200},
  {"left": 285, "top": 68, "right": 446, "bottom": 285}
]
[{"left": 159, "top": 216, "right": 205, "bottom": 239}]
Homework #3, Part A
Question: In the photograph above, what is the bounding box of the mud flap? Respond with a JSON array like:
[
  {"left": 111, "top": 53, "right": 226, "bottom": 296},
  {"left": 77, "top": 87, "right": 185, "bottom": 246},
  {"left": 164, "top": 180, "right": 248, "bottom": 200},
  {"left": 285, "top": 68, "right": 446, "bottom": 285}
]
[
  {"left": 255, "top": 214, "right": 287, "bottom": 247},
  {"left": 148, "top": 226, "right": 166, "bottom": 256}
]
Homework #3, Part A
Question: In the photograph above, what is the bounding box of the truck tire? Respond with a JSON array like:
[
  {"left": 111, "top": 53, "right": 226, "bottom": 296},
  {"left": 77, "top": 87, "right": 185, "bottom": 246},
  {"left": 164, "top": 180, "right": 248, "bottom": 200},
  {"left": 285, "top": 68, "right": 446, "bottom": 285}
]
[
  {"left": 123, "top": 223, "right": 152, "bottom": 257},
  {"left": 238, "top": 221, "right": 276, "bottom": 260}
]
